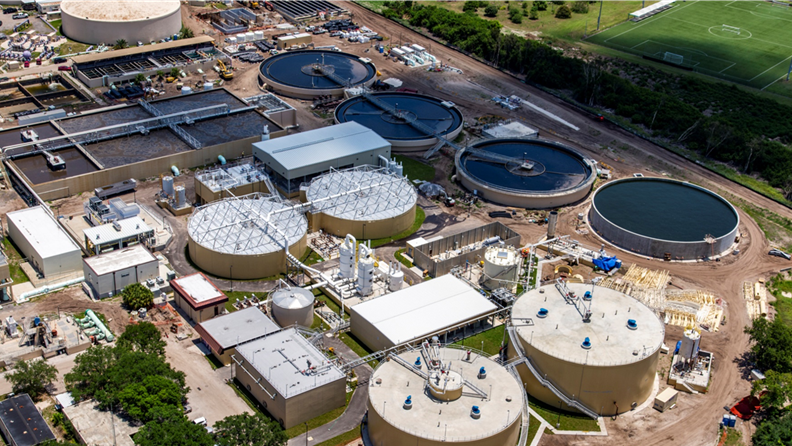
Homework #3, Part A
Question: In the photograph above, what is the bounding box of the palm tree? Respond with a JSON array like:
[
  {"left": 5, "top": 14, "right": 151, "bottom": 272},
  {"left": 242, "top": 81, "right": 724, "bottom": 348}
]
[
  {"left": 180, "top": 26, "right": 195, "bottom": 39},
  {"left": 113, "top": 39, "right": 128, "bottom": 50}
]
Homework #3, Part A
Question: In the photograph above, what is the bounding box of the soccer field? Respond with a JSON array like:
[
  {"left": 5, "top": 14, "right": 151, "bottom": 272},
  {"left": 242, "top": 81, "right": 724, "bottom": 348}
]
[{"left": 587, "top": 1, "right": 792, "bottom": 91}]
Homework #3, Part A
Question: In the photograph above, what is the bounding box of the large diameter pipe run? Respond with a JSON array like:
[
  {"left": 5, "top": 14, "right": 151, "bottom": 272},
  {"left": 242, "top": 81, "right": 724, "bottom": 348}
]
[{"left": 86, "top": 309, "right": 114, "bottom": 342}]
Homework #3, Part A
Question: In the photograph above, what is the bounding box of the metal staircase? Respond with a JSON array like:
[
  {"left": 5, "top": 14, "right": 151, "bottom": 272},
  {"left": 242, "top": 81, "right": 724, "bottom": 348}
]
[{"left": 389, "top": 353, "right": 428, "bottom": 379}]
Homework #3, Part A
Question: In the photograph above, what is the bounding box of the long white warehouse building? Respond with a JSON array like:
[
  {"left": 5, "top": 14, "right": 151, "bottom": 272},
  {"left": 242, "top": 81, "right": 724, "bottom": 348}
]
[{"left": 6, "top": 206, "right": 82, "bottom": 279}]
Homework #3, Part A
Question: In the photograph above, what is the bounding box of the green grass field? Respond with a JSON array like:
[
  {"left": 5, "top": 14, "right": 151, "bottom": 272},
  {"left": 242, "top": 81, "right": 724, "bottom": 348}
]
[{"left": 588, "top": 1, "right": 792, "bottom": 91}]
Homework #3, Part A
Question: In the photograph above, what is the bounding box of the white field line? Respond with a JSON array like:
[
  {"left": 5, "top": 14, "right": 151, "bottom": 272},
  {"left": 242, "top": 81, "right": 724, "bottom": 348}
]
[
  {"left": 761, "top": 71, "right": 791, "bottom": 91},
  {"left": 750, "top": 54, "right": 792, "bottom": 82},
  {"left": 602, "top": 0, "right": 700, "bottom": 43}
]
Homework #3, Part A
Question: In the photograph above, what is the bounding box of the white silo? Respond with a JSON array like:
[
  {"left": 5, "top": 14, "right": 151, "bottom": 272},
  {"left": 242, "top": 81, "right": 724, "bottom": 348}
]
[
  {"left": 162, "top": 175, "right": 174, "bottom": 197},
  {"left": 203, "top": 82, "right": 213, "bottom": 91},
  {"left": 261, "top": 124, "right": 270, "bottom": 142},
  {"left": 271, "top": 286, "right": 315, "bottom": 327},
  {"left": 679, "top": 327, "right": 701, "bottom": 361},
  {"left": 175, "top": 185, "right": 186, "bottom": 208},
  {"left": 388, "top": 262, "right": 403, "bottom": 292},
  {"left": 245, "top": 32, "right": 255, "bottom": 42},
  {"left": 483, "top": 245, "right": 521, "bottom": 292},
  {"left": 339, "top": 234, "right": 356, "bottom": 279},
  {"left": 236, "top": 33, "right": 246, "bottom": 42},
  {"left": 254, "top": 30, "right": 264, "bottom": 41},
  {"left": 357, "top": 244, "right": 375, "bottom": 296}
]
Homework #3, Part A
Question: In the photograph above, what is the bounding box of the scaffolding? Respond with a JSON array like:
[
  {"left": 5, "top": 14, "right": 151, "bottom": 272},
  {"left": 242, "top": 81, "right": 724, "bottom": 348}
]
[{"left": 665, "top": 289, "right": 723, "bottom": 331}]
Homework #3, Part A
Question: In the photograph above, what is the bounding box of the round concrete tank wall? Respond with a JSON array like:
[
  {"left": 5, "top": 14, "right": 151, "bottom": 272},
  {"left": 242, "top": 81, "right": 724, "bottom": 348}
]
[
  {"left": 455, "top": 139, "right": 596, "bottom": 208},
  {"left": 509, "top": 284, "right": 664, "bottom": 416},
  {"left": 334, "top": 92, "right": 464, "bottom": 154},
  {"left": 258, "top": 50, "right": 377, "bottom": 99},
  {"left": 271, "top": 287, "right": 315, "bottom": 328},
  {"left": 187, "top": 193, "right": 308, "bottom": 280},
  {"left": 367, "top": 347, "right": 523, "bottom": 445},
  {"left": 61, "top": 0, "right": 181, "bottom": 45},
  {"left": 589, "top": 178, "right": 739, "bottom": 259}
]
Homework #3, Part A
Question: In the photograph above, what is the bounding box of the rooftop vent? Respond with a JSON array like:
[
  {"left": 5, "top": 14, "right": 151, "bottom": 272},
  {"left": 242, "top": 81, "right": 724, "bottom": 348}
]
[
  {"left": 403, "top": 395, "right": 412, "bottom": 410},
  {"left": 584, "top": 291, "right": 592, "bottom": 301},
  {"left": 537, "top": 308, "right": 549, "bottom": 318},
  {"left": 581, "top": 337, "right": 592, "bottom": 350},
  {"left": 414, "top": 357, "right": 422, "bottom": 370},
  {"left": 478, "top": 367, "right": 487, "bottom": 379},
  {"left": 627, "top": 319, "right": 638, "bottom": 330},
  {"left": 471, "top": 406, "right": 481, "bottom": 419}
]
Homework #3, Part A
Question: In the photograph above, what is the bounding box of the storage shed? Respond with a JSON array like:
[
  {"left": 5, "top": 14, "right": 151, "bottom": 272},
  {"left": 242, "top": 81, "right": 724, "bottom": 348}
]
[
  {"left": 654, "top": 388, "right": 679, "bottom": 412},
  {"left": 82, "top": 246, "right": 158, "bottom": 299},
  {"left": 170, "top": 273, "right": 228, "bottom": 323}
]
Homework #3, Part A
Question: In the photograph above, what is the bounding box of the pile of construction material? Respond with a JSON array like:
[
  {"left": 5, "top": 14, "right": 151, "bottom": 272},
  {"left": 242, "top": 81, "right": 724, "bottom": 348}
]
[
  {"left": 665, "top": 290, "right": 723, "bottom": 332},
  {"left": 598, "top": 264, "right": 669, "bottom": 311},
  {"left": 743, "top": 281, "right": 768, "bottom": 320}
]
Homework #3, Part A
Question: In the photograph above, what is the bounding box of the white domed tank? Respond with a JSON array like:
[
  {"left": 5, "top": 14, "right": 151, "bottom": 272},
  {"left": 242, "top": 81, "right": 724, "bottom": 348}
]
[
  {"left": 203, "top": 82, "right": 213, "bottom": 91},
  {"left": 339, "top": 234, "right": 356, "bottom": 279},
  {"left": 162, "top": 175, "right": 174, "bottom": 197},
  {"left": 388, "top": 262, "right": 404, "bottom": 292},
  {"left": 181, "top": 86, "right": 193, "bottom": 95},
  {"left": 357, "top": 244, "right": 375, "bottom": 296},
  {"left": 483, "top": 245, "right": 521, "bottom": 292},
  {"left": 271, "top": 287, "right": 315, "bottom": 327}
]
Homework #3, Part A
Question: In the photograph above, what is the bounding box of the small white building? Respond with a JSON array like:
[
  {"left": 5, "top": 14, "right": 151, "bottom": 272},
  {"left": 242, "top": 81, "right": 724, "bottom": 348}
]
[
  {"left": 194, "top": 307, "right": 280, "bottom": 365},
  {"left": 350, "top": 274, "right": 498, "bottom": 351},
  {"left": 36, "top": 0, "right": 61, "bottom": 14},
  {"left": 83, "top": 217, "right": 154, "bottom": 256},
  {"left": 6, "top": 206, "right": 82, "bottom": 279},
  {"left": 82, "top": 246, "right": 158, "bottom": 299}
]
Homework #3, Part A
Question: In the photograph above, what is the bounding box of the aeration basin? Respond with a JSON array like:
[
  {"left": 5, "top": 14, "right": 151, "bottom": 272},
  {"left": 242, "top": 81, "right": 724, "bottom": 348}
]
[
  {"left": 589, "top": 178, "right": 739, "bottom": 259},
  {"left": 455, "top": 138, "right": 596, "bottom": 208}
]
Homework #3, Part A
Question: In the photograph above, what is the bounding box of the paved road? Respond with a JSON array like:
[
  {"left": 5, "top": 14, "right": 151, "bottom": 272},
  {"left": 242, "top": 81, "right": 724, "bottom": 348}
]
[
  {"left": 0, "top": 352, "right": 77, "bottom": 395},
  {"left": 288, "top": 335, "right": 373, "bottom": 446}
]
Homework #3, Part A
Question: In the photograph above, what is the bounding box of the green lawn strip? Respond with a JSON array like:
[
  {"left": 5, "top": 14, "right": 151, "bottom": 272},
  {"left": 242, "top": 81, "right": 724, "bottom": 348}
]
[
  {"left": 313, "top": 426, "right": 361, "bottom": 446},
  {"left": 525, "top": 415, "right": 542, "bottom": 444},
  {"left": 283, "top": 392, "right": 353, "bottom": 438},
  {"left": 203, "top": 354, "right": 222, "bottom": 371},
  {"left": 2, "top": 238, "right": 29, "bottom": 284},
  {"left": 339, "top": 331, "right": 377, "bottom": 367},
  {"left": 528, "top": 399, "right": 600, "bottom": 432},
  {"left": 222, "top": 290, "right": 265, "bottom": 313},
  {"left": 722, "top": 426, "right": 744, "bottom": 446},
  {"left": 394, "top": 248, "right": 413, "bottom": 268},
  {"left": 58, "top": 40, "right": 89, "bottom": 56},
  {"left": 393, "top": 154, "right": 435, "bottom": 182},
  {"left": 451, "top": 325, "right": 506, "bottom": 356},
  {"left": 369, "top": 207, "right": 426, "bottom": 248},
  {"left": 313, "top": 289, "right": 348, "bottom": 320},
  {"left": 300, "top": 248, "right": 324, "bottom": 266}
]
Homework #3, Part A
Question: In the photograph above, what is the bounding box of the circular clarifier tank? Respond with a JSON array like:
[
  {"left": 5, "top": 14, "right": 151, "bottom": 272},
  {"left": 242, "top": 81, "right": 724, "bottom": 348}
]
[
  {"left": 455, "top": 138, "right": 596, "bottom": 208},
  {"left": 258, "top": 50, "right": 377, "bottom": 99},
  {"left": 334, "top": 92, "right": 463, "bottom": 153},
  {"left": 589, "top": 178, "right": 739, "bottom": 259}
]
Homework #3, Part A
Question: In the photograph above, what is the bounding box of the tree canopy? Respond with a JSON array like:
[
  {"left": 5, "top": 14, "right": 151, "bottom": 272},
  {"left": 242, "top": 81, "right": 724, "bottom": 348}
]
[
  {"left": 213, "top": 413, "right": 287, "bottom": 446},
  {"left": 122, "top": 283, "right": 154, "bottom": 310},
  {"left": 118, "top": 322, "right": 166, "bottom": 357},
  {"left": 7, "top": 359, "right": 58, "bottom": 399},
  {"left": 753, "top": 412, "right": 792, "bottom": 446},
  {"left": 745, "top": 317, "right": 792, "bottom": 373},
  {"left": 135, "top": 415, "right": 214, "bottom": 446}
]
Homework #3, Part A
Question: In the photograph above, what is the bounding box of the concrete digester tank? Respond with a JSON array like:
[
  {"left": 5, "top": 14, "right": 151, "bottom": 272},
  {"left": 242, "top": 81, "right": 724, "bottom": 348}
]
[
  {"left": 187, "top": 193, "right": 307, "bottom": 280},
  {"left": 589, "top": 178, "right": 739, "bottom": 259},
  {"left": 482, "top": 245, "right": 521, "bottom": 292},
  {"left": 258, "top": 50, "right": 377, "bottom": 99},
  {"left": 367, "top": 344, "right": 524, "bottom": 446},
  {"left": 455, "top": 139, "right": 596, "bottom": 208},
  {"left": 334, "top": 92, "right": 464, "bottom": 154},
  {"left": 271, "top": 286, "right": 315, "bottom": 328},
  {"left": 302, "top": 166, "right": 417, "bottom": 241},
  {"left": 509, "top": 283, "right": 664, "bottom": 416},
  {"left": 61, "top": 0, "right": 181, "bottom": 45}
]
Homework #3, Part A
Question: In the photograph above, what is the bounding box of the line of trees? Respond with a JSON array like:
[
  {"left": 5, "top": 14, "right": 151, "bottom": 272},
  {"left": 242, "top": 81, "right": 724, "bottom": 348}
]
[{"left": 379, "top": 2, "right": 792, "bottom": 201}]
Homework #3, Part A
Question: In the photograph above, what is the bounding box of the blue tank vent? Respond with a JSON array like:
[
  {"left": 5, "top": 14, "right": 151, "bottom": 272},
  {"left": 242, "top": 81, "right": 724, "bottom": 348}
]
[
  {"left": 403, "top": 395, "right": 413, "bottom": 410},
  {"left": 471, "top": 405, "right": 481, "bottom": 419},
  {"left": 581, "top": 337, "right": 592, "bottom": 349},
  {"left": 478, "top": 366, "right": 487, "bottom": 379},
  {"left": 627, "top": 319, "right": 638, "bottom": 330},
  {"left": 414, "top": 357, "right": 422, "bottom": 369},
  {"left": 584, "top": 291, "right": 592, "bottom": 301},
  {"left": 537, "top": 308, "right": 549, "bottom": 318}
]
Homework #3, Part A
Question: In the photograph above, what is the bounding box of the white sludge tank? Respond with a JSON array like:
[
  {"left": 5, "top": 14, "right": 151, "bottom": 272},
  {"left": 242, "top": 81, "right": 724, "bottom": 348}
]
[
  {"left": 367, "top": 342, "right": 525, "bottom": 446},
  {"left": 509, "top": 283, "right": 664, "bottom": 417},
  {"left": 271, "top": 286, "right": 315, "bottom": 328},
  {"left": 482, "top": 245, "right": 521, "bottom": 292}
]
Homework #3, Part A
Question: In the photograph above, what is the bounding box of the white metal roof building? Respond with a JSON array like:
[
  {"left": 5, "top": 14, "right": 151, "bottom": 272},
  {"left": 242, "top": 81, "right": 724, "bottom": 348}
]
[
  {"left": 350, "top": 274, "right": 499, "bottom": 351},
  {"left": 252, "top": 122, "right": 391, "bottom": 196},
  {"left": 6, "top": 206, "right": 82, "bottom": 279},
  {"left": 170, "top": 272, "right": 229, "bottom": 323},
  {"left": 187, "top": 193, "right": 308, "bottom": 279},
  {"left": 83, "top": 217, "right": 155, "bottom": 256},
  {"left": 82, "top": 245, "right": 158, "bottom": 299},
  {"left": 233, "top": 327, "right": 347, "bottom": 428},
  {"left": 194, "top": 307, "right": 280, "bottom": 365}
]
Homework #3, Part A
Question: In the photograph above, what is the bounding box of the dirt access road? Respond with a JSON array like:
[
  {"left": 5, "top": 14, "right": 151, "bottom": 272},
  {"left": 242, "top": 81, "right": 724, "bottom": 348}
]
[{"left": 344, "top": 3, "right": 792, "bottom": 445}]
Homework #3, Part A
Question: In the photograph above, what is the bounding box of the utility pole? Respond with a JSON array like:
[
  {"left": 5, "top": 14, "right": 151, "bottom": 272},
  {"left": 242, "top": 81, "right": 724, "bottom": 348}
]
[{"left": 597, "top": 0, "right": 604, "bottom": 30}]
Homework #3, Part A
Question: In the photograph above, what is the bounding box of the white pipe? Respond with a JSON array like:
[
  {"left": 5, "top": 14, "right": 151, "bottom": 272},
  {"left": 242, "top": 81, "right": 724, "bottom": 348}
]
[
  {"left": 18, "top": 276, "right": 84, "bottom": 302},
  {"left": 304, "top": 281, "right": 328, "bottom": 291}
]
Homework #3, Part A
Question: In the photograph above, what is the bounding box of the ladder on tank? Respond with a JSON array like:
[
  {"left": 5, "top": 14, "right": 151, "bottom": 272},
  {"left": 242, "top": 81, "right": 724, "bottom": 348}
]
[{"left": 555, "top": 279, "right": 592, "bottom": 322}]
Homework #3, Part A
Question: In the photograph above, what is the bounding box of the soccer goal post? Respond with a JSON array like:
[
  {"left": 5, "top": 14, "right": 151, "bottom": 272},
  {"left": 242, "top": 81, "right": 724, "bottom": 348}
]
[
  {"left": 722, "top": 25, "right": 741, "bottom": 35},
  {"left": 663, "top": 52, "right": 684, "bottom": 65}
]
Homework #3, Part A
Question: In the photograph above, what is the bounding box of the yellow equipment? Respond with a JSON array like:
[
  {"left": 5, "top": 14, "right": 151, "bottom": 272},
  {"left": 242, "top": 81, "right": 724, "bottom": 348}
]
[
  {"left": 165, "top": 76, "right": 176, "bottom": 83},
  {"left": 218, "top": 60, "right": 234, "bottom": 80}
]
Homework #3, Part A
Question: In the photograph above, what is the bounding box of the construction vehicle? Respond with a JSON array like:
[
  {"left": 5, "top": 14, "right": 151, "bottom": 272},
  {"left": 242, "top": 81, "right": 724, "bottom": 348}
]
[
  {"left": 217, "top": 60, "right": 233, "bottom": 80},
  {"left": 165, "top": 76, "right": 176, "bottom": 83}
]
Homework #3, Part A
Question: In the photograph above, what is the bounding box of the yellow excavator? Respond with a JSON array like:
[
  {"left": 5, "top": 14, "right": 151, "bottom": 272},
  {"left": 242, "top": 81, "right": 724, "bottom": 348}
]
[{"left": 218, "top": 60, "right": 234, "bottom": 80}]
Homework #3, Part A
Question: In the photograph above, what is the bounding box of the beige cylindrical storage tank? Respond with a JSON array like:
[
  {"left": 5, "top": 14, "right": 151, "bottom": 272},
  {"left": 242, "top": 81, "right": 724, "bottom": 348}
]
[
  {"left": 482, "top": 245, "right": 520, "bottom": 292},
  {"left": 187, "top": 193, "right": 307, "bottom": 280},
  {"left": 368, "top": 347, "right": 524, "bottom": 446},
  {"left": 509, "top": 283, "right": 664, "bottom": 417},
  {"left": 271, "top": 287, "right": 315, "bottom": 328},
  {"left": 61, "top": 0, "right": 181, "bottom": 45},
  {"left": 304, "top": 166, "right": 417, "bottom": 241}
]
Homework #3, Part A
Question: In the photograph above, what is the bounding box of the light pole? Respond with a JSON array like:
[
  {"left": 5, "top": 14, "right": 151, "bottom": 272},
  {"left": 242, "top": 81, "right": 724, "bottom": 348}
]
[
  {"left": 304, "top": 422, "right": 308, "bottom": 446},
  {"left": 230, "top": 265, "right": 233, "bottom": 292}
]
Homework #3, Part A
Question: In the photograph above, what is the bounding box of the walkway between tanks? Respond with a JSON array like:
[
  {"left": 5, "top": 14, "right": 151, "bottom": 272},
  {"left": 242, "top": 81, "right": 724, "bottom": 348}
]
[{"left": 287, "top": 334, "right": 373, "bottom": 446}]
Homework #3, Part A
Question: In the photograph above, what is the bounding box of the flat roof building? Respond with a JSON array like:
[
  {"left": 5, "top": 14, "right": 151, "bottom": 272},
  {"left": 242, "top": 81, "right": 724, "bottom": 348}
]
[
  {"left": 232, "top": 328, "right": 346, "bottom": 429},
  {"left": 0, "top": 394, "right": 56, "bottom": 446},
  {"left": 83, "top": 216, "right": 155, "bottom": 256},
  {"left": 350, "top": 274, "right": 499, "bottom": 352},
  {"left": 194, "top": 307, "right": 280, "bottom": 365},
  {"left": 171, "top": 273, "right": 228, "bottom": 323},
  {"left": 482, "top": 120, "right": 539, "bottom": 139},
  {"left": 252, "top": 122, "right": 390, "bottom": 196},
  {"left": 6, "top": 206, "right": 82, "bottom": 280},
  {"left": 63, "top": 399, "right": 137, "bottom": 446},
  {"left": 82, "top": 246, "right": 158, "bottom": 299}
]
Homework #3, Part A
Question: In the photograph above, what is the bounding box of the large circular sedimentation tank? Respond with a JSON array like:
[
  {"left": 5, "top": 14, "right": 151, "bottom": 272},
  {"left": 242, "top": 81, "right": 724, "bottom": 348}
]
[
  {"left": 187, "top": 193, "right": 308, "bottom": 280},
  {"left": 589, "top": 178, "right": 739, "bottom": 259},
  {"left": 368, "top": 346, "right": 524, "bottom": 446},
  {"left": 259, "top": 50, "right": 377, "bottom": 99},
  {"left": 509, "top": 283, "right": 664, "bottom": 416},
  {"left": 455, "top": 139, "right": 596, "bottom": 208},
  {"left": 61, "top": 0, "right": 181, "bottom": 45},
  {"left": 334, "top": 92, "right": 464, "bottom": 153},
  {"left": 303, "top": 166, "right": 417, "bottom": 240},
  {"left": 271, "top": 287, "right": 315, "bottom": 328}
]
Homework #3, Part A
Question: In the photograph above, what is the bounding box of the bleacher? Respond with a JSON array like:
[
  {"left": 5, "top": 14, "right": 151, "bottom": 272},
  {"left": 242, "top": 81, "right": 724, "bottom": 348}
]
[{"left": 629, "top": 0, "right": 676, "bottom": 21}]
